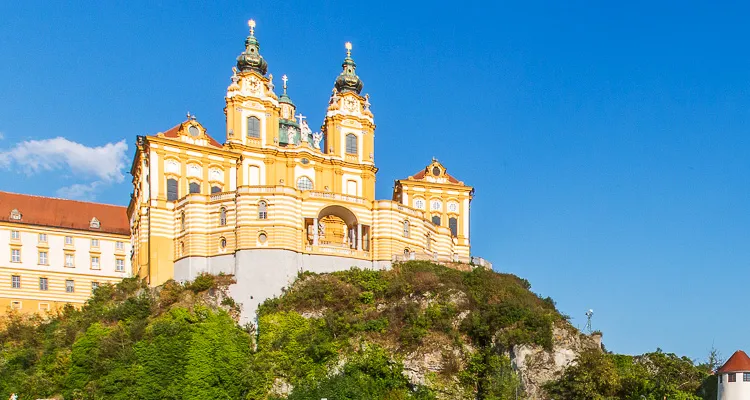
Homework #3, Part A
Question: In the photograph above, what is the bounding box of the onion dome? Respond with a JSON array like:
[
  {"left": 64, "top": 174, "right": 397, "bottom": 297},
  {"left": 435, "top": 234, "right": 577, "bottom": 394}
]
[
  {"left": 278, "top": 74, "right": 294, "bottom": 106},
  {"left": 334, "top": 42, "right": 363, "bottom": 94},
  {"left": 236, "top": 20, "right": 268, "bottom": 75}
]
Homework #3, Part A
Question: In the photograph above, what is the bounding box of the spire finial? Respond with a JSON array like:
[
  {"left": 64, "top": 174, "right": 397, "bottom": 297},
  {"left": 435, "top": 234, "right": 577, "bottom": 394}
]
[
  {"left": 282, "top": 74, "right": 288, "bottom": 94},
  {"left": 248, "top": 19, "right": 256, "bottom": 36},
  {"left": 345, "top": 42, "right": 352, "bottom": 57}
]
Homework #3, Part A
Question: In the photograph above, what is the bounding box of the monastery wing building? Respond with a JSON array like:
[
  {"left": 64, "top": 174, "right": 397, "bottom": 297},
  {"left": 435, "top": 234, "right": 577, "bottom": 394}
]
[{"left": 128, "top": 21, "right": 475, "bottom": 321}]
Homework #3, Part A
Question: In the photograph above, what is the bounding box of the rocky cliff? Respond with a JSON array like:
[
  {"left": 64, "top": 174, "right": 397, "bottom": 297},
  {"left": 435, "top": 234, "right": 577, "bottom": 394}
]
[{"left": 254, "top": 261, "right": 601, "bottom": 399}]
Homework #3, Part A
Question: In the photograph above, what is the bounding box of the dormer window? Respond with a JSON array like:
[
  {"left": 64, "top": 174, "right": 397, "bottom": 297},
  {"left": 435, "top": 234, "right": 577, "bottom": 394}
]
[
  {"left": 90, "top": 217, "right": 100, "bottom": 229},
  {"left": 9, "top": 209, "right": 21, "bottom": 220}
]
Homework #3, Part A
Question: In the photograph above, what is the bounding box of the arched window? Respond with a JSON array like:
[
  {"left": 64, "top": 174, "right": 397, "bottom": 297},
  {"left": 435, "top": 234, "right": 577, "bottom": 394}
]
[
  {"left": 431, "top": 215, "right": 441, "bottom": 226},
  {"left": 414, "top": 199, "right": 425, "bottom": 210},
  {"left": 219, "top": 207, "right": 227, "bottom": 226},
  {"left": 247, "top": 116, "right": 261, "bottom": 138},
  {"left": 296, "top": 176, "right": 313, "bottom": 191},
  {"left": 404, "top": 248, "right": 410, "bottom": 258},
  {"left": 211, "top": 186, "right": 222, "bottom": 194},
  {"left": 189, "top": 182, "right": 201, "bottom": 194},
  {"left": 426, "top": 233, "right": 431, "bottom": 251},
  {"left": 345, "top": 133, "right": 357, "bottom": 154},
  {"left": 449, "top": 217, "right": 458, "bottom": 237},
  {"left": 403, "top": 220, "right": 410, "bottom": 238},
  {"left": 258, "top": 201, "right": 267, "bottom": 219},
  {"left": 180, "top": 212, "right": 185, "bottom": 231},
  {"left": 167, "top": 178, "right": 178, "bottom": 201}
]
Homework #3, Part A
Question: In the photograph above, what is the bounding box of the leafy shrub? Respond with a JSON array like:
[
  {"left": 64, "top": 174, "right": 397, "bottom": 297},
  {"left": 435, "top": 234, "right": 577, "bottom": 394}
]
[{"left": 186, "top": 273, "right": 215, "bottom": 293}]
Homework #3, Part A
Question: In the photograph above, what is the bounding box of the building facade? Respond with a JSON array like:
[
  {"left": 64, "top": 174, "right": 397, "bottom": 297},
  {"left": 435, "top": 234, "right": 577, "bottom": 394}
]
[
  {"left": 0, "top": 191, "right": 131, "bottom": 314},
  {"left": 127, "top": 21, "right": 475, "bottom": 321}
]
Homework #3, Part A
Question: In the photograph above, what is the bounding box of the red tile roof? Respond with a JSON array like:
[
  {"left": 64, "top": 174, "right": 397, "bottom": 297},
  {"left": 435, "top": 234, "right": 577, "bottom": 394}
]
[
  {"left": 0, "top": 191, "right": 129, "bottom": 235},
  {"left": 718, "top": 350, "right": 750, "bottom": 373},
  {"left": 160, "top": 124, "right": 223, "bottom": 148},
  {"left": 409, "top": 168, "right": 460, "bottom": 184}
]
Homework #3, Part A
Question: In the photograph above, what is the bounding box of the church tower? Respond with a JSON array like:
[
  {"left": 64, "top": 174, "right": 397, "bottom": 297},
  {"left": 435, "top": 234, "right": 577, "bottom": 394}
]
[
  {"left": 321, "top": 43, "right": 377, "bottom": 199},
  {"left": 225, "top": 20, "right": 281, "bottom": 148}
]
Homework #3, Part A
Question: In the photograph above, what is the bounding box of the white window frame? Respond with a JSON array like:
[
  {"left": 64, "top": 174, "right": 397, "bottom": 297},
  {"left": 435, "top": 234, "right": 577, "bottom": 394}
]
[
  {"left": 11, "top": 275, "right": 20, "bottom": 289},
  {"left": 65, "top": 254, "right": 75, "bottom": 268},
  {"left": 11, "top": 249, "right": 20, "bottom": 263},
  {"left": 296, "top": 176, "right": 313, "bottom": 191}
]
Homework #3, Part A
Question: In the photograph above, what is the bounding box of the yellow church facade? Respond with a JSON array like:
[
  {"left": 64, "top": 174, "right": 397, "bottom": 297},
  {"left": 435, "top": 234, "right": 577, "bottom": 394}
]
[{"left": 127, "top": 21, "right": 474, "bottom": 321}]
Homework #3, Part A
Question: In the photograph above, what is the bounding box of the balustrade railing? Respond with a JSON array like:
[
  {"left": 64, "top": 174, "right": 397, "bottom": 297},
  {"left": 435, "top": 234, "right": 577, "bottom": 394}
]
[
  {"left": 304, "top": 244, "right": 370, "bottom": 258},
  {"left": 308, "top": 191, "right": 367, "bottom": 204}
]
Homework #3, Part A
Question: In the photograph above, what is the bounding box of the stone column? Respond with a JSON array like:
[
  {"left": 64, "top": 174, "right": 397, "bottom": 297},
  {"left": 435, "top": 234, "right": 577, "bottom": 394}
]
[
  {"left": 357, "top": 224, "right": 362, "bottom": 251},
  {"left": 312, "top": 218, "right": 319, "bottom": 246}
]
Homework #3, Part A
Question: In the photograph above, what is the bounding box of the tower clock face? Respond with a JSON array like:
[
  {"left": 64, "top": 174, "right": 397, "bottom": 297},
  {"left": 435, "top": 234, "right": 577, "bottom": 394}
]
[
  {"left": 188, "top": 126, "right": 200, "bottom": 137},
  {"left": 344, "top": 97, "right": 358, "bottom": 112}
]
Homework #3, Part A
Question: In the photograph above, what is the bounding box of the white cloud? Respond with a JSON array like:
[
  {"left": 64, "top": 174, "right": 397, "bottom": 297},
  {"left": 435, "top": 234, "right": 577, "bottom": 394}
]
[
  {"left": 56, "top": 182, "right": 103, "bottom": 201},
  {"left": 0, "top": 137, "right": 128, "bottom": 200}
]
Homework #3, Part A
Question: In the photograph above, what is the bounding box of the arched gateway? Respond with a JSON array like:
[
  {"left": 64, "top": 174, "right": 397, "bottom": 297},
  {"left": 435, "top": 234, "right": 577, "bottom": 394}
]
[{"left": 305, "top": 205, "right": 370, "bottom": 254}]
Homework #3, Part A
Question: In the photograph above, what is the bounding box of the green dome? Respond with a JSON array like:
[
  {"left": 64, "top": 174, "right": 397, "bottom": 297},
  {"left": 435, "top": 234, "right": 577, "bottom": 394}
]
[
  {"left": 334, "top": 44, "right": 363, "bottom": 94},
  {"left": 278, "top": 92, "right": 294, "bottom": 106},
  {"left": 236, "top": 21, "right": 268, "bottom": 75}
]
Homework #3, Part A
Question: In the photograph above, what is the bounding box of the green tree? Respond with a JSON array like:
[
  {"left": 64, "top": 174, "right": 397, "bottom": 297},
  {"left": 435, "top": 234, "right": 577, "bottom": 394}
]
[{"left": 544, "top": 349, "right": 620, "bottom": 399}]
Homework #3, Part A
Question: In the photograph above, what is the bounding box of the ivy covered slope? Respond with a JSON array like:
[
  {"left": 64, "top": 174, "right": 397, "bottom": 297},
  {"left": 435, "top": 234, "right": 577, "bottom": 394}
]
[
  {"left": 0, "top": 261, "right": 718, "bottom": 399},
  {"left": 0, "top": 275, "right": 251, "bottom": 400}
]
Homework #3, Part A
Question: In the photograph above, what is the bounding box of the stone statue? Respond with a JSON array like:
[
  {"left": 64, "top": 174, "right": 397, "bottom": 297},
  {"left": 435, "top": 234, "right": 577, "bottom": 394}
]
[
  {"left": 266, "top": 74, "right": 275, "bottom": 93},
  {"left": 9, "top": 394, "right": 18, "bottom": 400},
  {"left": 231, "top": 66, "right": 239, "bottom": 83},
  {"left": 330, "top": 88, "right": 340, "bottom": 105},
  {"left": 300, "top": 120, "right": 312, "bottom": 143},
  {"left": 312, "top": 131, "right": 323, "bottom": 150},
  {"left": 363, "top": 93, "right": 371, "bottom": 112},
  {"left": 286, "top": 126, "right": 298, "bottom": 145}
]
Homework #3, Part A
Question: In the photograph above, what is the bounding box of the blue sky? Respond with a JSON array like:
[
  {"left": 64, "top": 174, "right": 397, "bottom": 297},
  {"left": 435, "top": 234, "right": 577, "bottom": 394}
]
[{"left": 2, "top": 1, "right": 749, "bottom": 361}]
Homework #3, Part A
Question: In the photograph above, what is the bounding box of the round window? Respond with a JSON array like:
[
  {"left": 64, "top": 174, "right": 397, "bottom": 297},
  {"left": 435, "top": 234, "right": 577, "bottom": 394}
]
[
  {"left": 300, "top": 158, "right": 309, "bottom": 165},
  {"left": 258, "top": 232, "right": 268, "bottom": 243},
  {"left": 432, "top": 166, "right": 440, "bottom": 176},
  {"left": 188, "top": 125, "right": 200, "bottom": 137},
  {"left": 220, "top": 238, "right": 227, "bottom": 249}
]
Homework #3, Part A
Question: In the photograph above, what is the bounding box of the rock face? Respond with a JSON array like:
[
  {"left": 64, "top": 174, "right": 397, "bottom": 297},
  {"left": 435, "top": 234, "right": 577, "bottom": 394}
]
[{"left": 511, "top": 325, "right": 601, "bottom": 399}]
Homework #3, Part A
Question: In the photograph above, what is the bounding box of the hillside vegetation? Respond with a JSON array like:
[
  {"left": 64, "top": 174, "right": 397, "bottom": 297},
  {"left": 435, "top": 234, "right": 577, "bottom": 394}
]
[{"left": 0, "top": 261, "right": 717, "bottom": 399}]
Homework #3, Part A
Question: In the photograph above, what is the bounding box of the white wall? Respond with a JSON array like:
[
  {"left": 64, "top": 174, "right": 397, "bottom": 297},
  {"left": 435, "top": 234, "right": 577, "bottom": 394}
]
[
  {"left": 174, "top": 249, "right": 390, "bottom": 324},
  {"left": 718, "top": 373, "right": 750, "bottom": 400}
]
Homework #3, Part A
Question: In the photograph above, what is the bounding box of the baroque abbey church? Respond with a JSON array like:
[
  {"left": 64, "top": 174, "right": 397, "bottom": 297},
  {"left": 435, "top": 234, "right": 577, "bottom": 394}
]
[{"left": 128, "top": 21, "right": 476, "bottom": 321}]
